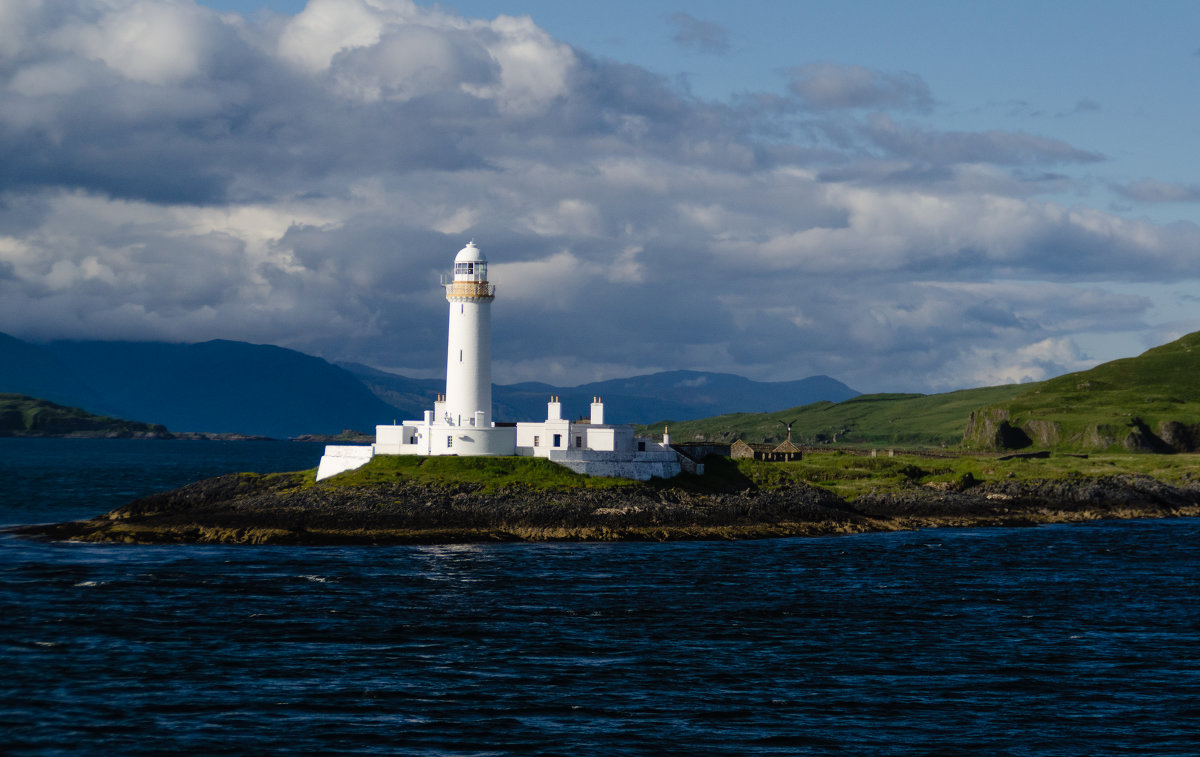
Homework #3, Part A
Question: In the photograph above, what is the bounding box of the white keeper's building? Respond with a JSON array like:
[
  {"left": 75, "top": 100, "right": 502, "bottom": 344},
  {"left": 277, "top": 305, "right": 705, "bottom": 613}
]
[{"left": 316, "top": 241, "right": 684, "bottom": 481}]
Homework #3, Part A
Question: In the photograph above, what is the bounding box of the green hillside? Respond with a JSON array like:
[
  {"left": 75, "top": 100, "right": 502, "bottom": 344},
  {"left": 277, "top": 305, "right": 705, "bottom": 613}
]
[
  {"left": 0, "top": 394, "right": 170, "bottom": 438},
  {"left": 647, "top": 330, "right": 1200, "bottom": 454},
  {"left": 964, "top": 331, "right": 1200, "bottom": 452},
  {"left": 643, "top": 384, "right": 1029, "bottom": 448}
]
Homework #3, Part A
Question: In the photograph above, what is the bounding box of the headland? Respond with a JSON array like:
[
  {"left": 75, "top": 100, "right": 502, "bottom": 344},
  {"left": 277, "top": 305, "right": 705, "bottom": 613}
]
[{"left": 15, "top": 452, "right": 1200, "bottom": 545}]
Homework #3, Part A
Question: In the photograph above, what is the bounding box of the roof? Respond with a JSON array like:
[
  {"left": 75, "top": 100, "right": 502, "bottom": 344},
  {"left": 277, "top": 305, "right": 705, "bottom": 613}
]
[
  {"left": 732, "top": 440, "right": 777, "bottom": 452},
  {"left": 454, "top": 241, "right": 486, "bottom": 263}
]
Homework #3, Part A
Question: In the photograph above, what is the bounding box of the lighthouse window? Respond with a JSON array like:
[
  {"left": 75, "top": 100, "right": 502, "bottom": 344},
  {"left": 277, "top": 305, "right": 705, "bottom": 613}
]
[
  {"left": 459, "top": 349, "right": 463, "bottom": 362},
  {"left": 455, "top": 261, "right": 486, "bottom": 279}
]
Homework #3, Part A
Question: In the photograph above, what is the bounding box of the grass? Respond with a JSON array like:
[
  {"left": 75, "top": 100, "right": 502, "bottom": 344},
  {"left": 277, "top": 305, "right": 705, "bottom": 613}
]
[
  {"left": 964, "top": 331, "right": 1200, "bottom": 452},
  {"left": 715, "top": 450, "right": 1200, "bottom": 501},
  {"left": 321, "top": 454, "right": 642, "bottom": 492},
  {"left": 645, "top": 331, "right": 1200, "bottom": 454},
  {"left": 643, "top": 384, "right": 1030, "bottom": 448},
  {"left": 310, "top": 447, "right": 1200, "bottom": 503}
]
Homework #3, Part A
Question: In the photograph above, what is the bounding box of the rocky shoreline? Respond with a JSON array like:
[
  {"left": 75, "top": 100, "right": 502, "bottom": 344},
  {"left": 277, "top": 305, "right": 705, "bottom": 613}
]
[{"left": 12, "top": 471, "right": 1200, "bottom": 545}]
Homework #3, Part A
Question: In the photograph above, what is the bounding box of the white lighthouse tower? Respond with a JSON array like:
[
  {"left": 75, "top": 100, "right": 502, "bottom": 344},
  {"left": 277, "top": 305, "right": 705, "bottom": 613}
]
[{"left": 443, "top": 241, "right": 493, "bottom": 428}]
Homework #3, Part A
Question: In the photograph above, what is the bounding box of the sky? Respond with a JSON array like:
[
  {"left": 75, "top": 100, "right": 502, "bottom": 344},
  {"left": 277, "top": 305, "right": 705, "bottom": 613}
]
[{"left": 3, "top": 0, "right": 1200, "bottom": 393}]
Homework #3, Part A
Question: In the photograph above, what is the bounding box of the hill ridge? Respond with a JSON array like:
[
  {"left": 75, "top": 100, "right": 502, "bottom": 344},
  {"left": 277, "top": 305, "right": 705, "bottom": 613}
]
[{"left": 656, "top": 330, "right": 1200, "bottom": 454}]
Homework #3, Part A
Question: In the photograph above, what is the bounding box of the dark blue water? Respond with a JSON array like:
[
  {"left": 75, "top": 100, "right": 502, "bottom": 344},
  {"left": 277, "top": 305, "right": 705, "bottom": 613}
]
[{"left": 3, "top": 441, "right": 1199, "bottom": 755}]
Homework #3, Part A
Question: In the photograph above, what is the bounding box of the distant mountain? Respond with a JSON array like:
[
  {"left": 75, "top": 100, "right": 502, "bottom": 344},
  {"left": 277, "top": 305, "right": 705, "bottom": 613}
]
[
  {"left": 1, "top": 331, "right": 859, "bottom": 436},
  {"left": 340, "top": 363, "right": 860, "bottom": 425},
  {"left": 336, "top": 362, "right": 441, "bottom": 421},
  {"left": 0, "top": 334, "right": 398, "bottom": 438},
  {"left": 566, "top": 370, "right": 860, "bottom": 423},
  {"left": 0, "top": 332, "right": 104, "bottom": 410}
]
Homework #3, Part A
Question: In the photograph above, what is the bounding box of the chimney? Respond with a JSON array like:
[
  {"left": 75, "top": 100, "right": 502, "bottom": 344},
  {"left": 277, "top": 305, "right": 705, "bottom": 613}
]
[{"left": 590, "top": 396, "right": 605, "bottom": 425}]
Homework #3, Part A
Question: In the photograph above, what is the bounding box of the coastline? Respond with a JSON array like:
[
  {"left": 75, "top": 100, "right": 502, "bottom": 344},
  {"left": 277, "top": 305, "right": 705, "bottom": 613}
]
[{"left": 13, "top": 469, "right": 1200, "bottom": 546}]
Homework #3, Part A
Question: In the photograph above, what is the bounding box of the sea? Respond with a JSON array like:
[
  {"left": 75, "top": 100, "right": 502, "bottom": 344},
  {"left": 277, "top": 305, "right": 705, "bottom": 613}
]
[{"left": 2, "top": 438, "right": 1199, "bottom": 756}]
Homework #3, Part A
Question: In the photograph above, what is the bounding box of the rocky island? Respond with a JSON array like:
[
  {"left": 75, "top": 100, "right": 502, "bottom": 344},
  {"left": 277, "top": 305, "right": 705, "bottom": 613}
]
[{"left": 15, "top": 453, "right": 1200, "bottom": 545}]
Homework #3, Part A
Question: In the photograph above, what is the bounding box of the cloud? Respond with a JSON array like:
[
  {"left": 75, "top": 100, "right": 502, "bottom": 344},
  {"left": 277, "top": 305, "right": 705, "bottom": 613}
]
[
  {"left": 1115, "top": 179, "right": 1200, "bottom": 203},
  {"left": 667, "top": 13, "right": 730, "bottom": 55},
  {"left": 1062, "top": 97, "right": 1101, "bottom": 115},
  {"left": 788, "top": 63, "right": 933, "bottom": 112},
  {"left": 862, "top": 113, "right": 1104, "bottom": 166},
  {"left": 0, "top": 0, "right": 1195, "bottom": 395}
]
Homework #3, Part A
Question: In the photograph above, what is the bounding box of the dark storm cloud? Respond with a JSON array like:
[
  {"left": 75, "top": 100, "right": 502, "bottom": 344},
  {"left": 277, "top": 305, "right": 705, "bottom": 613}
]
[
  {"left": 787, "top": 63, "right": 934, "bottom": 112},
  {"left": 667, "top": 13, "right": 731, "bottom": 55}
]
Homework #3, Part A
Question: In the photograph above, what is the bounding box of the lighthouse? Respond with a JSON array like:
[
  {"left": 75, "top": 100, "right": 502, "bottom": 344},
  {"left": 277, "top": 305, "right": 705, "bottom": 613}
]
[
  {"left": 443, "top": 241, "right": 494, "bottom": 428},
  {"left": 315, "top": 239, "right": 684, "bottom": 480}
]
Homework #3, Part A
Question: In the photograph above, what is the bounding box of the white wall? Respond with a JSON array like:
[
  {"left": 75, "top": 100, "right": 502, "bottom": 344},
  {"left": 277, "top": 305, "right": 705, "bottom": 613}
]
[
  {"left": 375, "top": 423, "right": 430, "bottom": 455},
  {"left": 431, "top": 425, "right": 516, "bottom": 456},
  {"left": 444, "top": 297, "right": 491, "bottom": 427},
  {"left": 548, "top": 446, "right": 682, "bottom": 480},
  {"left": 316, "top": 445, "right": 375, "bottom": 481},
  {"left": 516, "top": 418, "right": 572, "bottom": 457}
]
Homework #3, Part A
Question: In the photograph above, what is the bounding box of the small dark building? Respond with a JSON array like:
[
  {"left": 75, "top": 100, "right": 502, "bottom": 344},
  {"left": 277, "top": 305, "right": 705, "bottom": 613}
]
[{"left": 730, "top": 439, "right": 802, "bottom": 462}]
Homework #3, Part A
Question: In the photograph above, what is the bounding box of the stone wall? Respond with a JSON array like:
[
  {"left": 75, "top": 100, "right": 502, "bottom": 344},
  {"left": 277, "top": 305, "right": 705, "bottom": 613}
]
[{"left": 548, "top": 447, "right": 682, "bottom": 481}]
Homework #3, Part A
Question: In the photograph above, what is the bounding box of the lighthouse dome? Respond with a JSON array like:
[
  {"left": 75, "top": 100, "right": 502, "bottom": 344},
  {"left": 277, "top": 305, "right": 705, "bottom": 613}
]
[
  {"left": 455, "top": 241, "right": 486, "bottom": 263},
  {"left": 453, "top": 241, "right": 487, "bottom": 281}
]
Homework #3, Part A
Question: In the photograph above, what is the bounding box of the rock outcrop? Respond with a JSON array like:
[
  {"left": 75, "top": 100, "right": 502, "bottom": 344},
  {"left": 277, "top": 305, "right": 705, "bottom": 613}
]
[
  {"left": 963, "top": 408, "right": 1031, "bottom": 450},
  {"left": 964, "top": 406, "right": 1200, "bottom": 454},
  {"left": 14, "top": 469, "right": 1200, "bottom": 545}
]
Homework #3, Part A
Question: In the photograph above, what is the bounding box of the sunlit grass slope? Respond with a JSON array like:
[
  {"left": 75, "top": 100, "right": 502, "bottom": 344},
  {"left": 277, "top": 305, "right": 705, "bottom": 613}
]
[
  {"left": 723, "top": 450, "right": 1200, "bottom": 500},
  {"left": 644, "top": 385, "right": 1029, "bottom": 448},
  {"left": 647, "top": 331, "right": 1200, "bottom": 453},
  {"left": 988, "top": 331, "right": 1200, "bottom": 450},
  {"left": 324, "top": 454, "right": 640, "bottom": 492}
]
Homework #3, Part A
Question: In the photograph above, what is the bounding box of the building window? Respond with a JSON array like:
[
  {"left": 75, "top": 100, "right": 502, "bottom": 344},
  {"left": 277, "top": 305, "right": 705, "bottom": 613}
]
[
  {"left": 638, "top": 441, "right": 646, "bottom": 451},
  {"left": 447, "top": 436, "right": 453, "bottom": 448},
  {"left": 576, "top": 435, "right": 582, "bottom": 448},
  {"left": 533, "top": 436, "right": 540, "bottom": 447},
  {"left": 409, "top": 436, "right": 417, "bottom": 444},
  {"left": 553, "top": 434, "right": 562, "bottom": 447}
]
